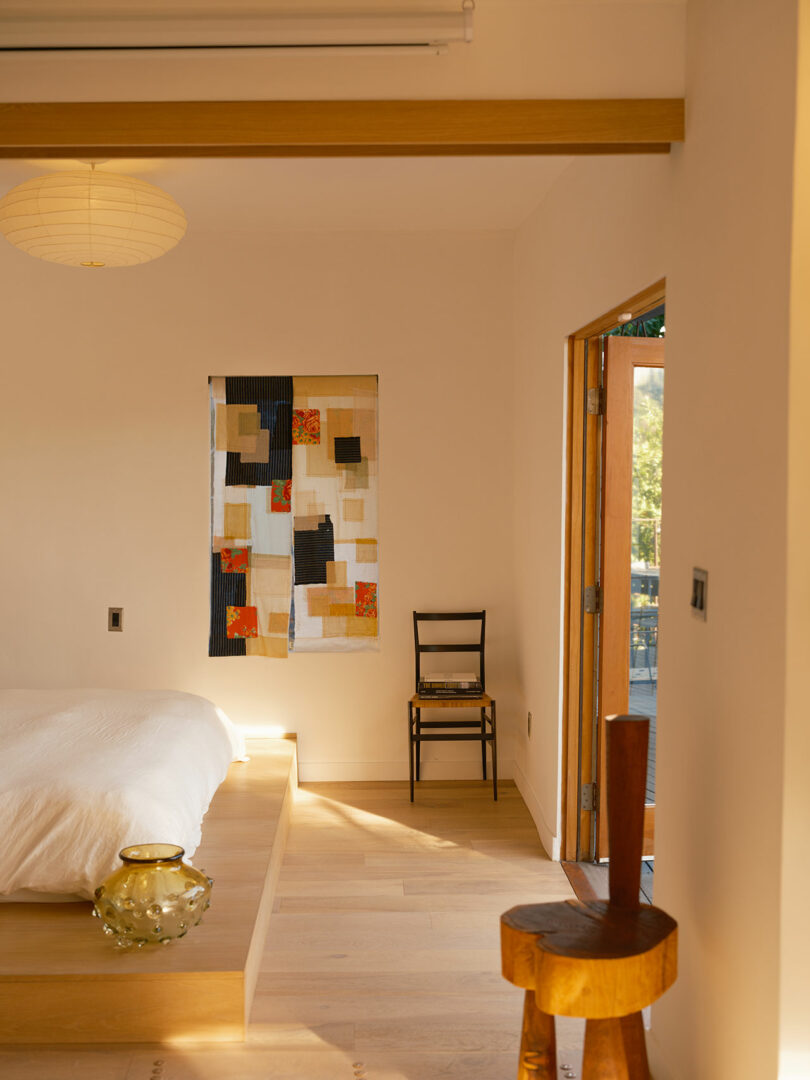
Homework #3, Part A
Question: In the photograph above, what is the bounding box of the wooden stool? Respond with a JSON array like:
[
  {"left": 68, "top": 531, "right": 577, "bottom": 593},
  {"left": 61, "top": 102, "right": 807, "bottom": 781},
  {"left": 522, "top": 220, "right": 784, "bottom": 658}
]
[{"left": 500, "top": 716, "right": 677, "bottom": 1079}]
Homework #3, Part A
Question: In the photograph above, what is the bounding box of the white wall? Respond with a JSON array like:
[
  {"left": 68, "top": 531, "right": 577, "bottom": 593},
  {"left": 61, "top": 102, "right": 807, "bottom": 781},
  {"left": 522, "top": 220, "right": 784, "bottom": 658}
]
[
  {"left": 512, "top": 6, "right": 807, "bottom": 1069},
  {"left": 649, "top": 0, "right": 798, "bottom": 1077},
  {"left": 0, "top": 228, "right": 519, "bottom": 782},
  {"left": 512, "top": 154, "right": 671, "bottom": 857}
]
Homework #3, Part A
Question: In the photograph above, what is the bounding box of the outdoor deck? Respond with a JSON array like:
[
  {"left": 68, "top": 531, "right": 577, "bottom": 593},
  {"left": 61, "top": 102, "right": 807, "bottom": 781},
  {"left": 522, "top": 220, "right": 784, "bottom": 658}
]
[{"left": 628, "top": 675, "right": 657, "bottom": 803}]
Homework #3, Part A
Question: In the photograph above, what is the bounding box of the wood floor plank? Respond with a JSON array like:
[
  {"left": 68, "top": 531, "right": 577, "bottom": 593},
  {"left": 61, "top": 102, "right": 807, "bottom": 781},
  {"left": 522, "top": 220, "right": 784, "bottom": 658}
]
[
  {"left": 355, "top": 1018, "right": 519, "bottom": 1052},
  {"left": 259, "top": 947, "right": 504, "bottom": 974},
  {"left": 250, "top": 989, "right": 524, "bottom": 1024},
  {"left": 276, "top": 865, "right": 501, "bottom": 882},
  {"left": 254, "top": 969, "right": 518, "bottom": 997},
  {"left": 275, "top": 879, "right": 406, "bottom": 898},
  {"left": 125, "top": 1048, "right": 359, "bottom": 1079},
  {"left": 362, "top": 847, "right": 547, "bottom": 868},
  {"left": 281, "top": 852, "right": 366, "bottom": 867},
  {"left": 275, "top": 891, "right": 567, "bottom": 914},
  {"left": 268, "top": 911, "right": 434, "bottom": 933},
  {"left": 402, "top": 873, "right": 561, "bottom": 895},
  {"left": 243, "top": 1020, "right": 356, "bottom": 1050},
  {"left": 0, "top": 1049, "right": 133, "bottom": 1080}
]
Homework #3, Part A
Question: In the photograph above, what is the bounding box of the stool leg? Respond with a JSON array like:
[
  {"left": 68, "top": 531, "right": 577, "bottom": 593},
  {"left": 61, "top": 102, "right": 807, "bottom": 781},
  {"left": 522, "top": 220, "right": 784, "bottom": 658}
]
[
  {"left": 517, "top": 990, "right": 556, "bottom": 1080},
  {"left": 408, "top": 701, "right": 414, "bottom": 802},
  {"left": 582, "top": 1019, "right": 626, "bottom": 1079},
  {"left": 582, "top": 1015, "right": 651, "bottom": 1080},
  {"left": 481, "top": 706, "right": 487, "bottom": 781},
  {"left": 619, "top": 1012, "right": 650, "bottom": 1079}
]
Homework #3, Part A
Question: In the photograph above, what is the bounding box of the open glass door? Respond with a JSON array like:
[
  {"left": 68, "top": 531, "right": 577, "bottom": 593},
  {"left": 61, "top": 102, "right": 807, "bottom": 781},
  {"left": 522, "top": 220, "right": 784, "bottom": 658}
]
[{"left": 597, "top": 335, "right": 664, "bottom": 859}]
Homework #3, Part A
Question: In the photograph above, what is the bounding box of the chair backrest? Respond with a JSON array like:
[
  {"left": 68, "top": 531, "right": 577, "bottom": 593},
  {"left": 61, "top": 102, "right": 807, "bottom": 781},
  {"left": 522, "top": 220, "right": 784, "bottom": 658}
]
[{"left": 412, "top": 611, "right": 486, "bottom": 692}]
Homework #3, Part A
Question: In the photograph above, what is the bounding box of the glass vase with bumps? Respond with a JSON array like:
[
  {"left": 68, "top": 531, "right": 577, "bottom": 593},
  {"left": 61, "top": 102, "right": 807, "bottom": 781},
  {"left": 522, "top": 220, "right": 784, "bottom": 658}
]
[{"left": 92, "top": 844, "right": 212, "bottom": 948}]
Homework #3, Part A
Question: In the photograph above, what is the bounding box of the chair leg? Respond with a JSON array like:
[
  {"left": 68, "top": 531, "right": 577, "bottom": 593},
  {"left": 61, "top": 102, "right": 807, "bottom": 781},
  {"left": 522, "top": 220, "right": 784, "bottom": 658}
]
[
  {"left": 481, "top": 706, "right": 487, "bottom": 780},
  {"left": 582, "top": 1015, "right": 649, "bottom": 1080},
  {"left": 491, "top": 701, "right": 498, "bottom": 801},
  {"left": 517, "top": 991, "right": 556, "bottom": 1080},
  {"left": 415, "top": 707, "right": 421, "bottom": 781},
  {"left": 408, "top": 701, "right": 414, "bottom": 802}
]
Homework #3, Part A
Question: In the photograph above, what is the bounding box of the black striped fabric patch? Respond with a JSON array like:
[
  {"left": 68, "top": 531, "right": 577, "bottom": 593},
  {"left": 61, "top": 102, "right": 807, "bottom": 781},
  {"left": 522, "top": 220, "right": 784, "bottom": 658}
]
[
  {"left": 293, "top": 515, "right": 335, "bottom": 585},
  {"left": 209, "top": 551, "right": 247, "bottom": 656},
  {"left": 225, "top": 376, "right": 293, "bottom": 486},
  {"left": 334, "top": 435, "right": 362, "bottom": 463}
]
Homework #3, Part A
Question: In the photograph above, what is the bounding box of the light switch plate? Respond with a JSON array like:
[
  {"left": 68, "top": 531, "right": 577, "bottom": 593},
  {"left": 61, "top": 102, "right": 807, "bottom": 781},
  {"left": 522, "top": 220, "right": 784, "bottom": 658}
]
[{"left": 108, "top": 607, "right": 123, "bottom": 631}]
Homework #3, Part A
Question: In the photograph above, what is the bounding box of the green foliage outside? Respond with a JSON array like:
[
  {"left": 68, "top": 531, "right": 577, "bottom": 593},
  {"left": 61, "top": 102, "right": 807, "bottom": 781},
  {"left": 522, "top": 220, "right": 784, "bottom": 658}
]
[
  {"left": 633, "top": 386, "right": 663, "bottom": 567},
  {"left": 606, "top": 315, "right": 665, "bottom": 339},
  {"left": 604, "top": 313, "right": 665, "bottom": 570}
]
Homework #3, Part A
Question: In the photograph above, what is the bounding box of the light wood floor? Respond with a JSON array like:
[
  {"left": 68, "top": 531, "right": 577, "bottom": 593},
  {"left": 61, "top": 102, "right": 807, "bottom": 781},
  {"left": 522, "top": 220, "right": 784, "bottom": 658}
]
[{"left": 0, "top": 780, "right": 584, "bottom": 1079}]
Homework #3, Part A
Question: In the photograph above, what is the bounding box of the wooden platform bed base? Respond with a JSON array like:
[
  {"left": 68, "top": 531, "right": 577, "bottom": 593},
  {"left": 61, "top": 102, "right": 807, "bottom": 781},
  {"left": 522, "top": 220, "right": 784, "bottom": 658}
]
[{"left": 0, "top": 739, "right": 296, "bottom": 1045}]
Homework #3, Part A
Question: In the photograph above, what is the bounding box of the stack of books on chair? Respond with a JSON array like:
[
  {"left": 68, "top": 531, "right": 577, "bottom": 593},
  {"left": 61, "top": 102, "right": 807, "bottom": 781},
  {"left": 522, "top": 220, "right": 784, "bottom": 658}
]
[{"left": 417, "top": 672, "right": 483, "bottom": 699}]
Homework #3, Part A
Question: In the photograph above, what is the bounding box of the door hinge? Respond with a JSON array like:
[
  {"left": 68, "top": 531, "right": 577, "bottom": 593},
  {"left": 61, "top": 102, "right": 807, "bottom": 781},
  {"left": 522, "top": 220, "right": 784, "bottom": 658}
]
[
  {"left": 586, "top": 387, "right": 605, "bottom": 416},
  {"left": 581, "top": 783, "right": 599, "bottom": 812},
  {"left": 584, "top": 585, "right": 601, "bottom": 615}
]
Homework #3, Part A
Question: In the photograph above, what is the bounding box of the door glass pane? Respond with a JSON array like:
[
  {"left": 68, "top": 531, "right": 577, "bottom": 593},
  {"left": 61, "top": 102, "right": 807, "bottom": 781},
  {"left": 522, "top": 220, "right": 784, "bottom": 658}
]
[{"left": 628, "top": 366, "right": 663, "bottom": 805}]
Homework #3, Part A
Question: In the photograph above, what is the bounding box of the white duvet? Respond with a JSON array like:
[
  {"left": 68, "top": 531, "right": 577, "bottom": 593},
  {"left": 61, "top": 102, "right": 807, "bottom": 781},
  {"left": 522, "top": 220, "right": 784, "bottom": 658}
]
[{"left": 0, "top": 689, "right": 246, "bottom": 901}]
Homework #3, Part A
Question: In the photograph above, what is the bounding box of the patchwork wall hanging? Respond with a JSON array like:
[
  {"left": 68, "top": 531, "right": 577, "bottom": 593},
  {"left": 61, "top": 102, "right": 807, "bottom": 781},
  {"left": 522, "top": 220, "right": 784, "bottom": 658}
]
[{"left": 209, "top": 375, "right": 379, "bottom": 657}]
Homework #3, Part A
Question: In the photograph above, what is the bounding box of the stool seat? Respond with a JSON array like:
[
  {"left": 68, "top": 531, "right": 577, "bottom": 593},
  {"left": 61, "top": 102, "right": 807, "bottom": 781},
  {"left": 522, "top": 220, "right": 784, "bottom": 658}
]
[
  {"left": 410, "top": 692, "right": 493, "bottom": 708},
  {"left": 501, "top": 899, "right": 677, "bottom": 1019}
]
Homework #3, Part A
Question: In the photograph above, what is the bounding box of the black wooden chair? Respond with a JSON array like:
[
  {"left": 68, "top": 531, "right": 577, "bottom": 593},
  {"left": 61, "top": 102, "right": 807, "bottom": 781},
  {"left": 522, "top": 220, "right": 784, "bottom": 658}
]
[{"left": 408, "top": 611, "right": 497, "bottom": 801}]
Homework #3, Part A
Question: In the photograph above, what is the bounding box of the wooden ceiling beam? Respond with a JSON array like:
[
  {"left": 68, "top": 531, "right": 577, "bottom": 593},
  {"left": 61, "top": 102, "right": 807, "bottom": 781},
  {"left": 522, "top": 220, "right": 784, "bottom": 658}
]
[{"left": 0, "top": 99, "right": 684, "bottom": 157}]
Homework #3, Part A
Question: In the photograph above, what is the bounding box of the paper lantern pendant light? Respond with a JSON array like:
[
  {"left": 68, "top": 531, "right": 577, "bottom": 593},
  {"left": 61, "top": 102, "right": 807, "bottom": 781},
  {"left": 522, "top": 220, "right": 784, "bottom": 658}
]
[{"left": 0, "top": 168, "right": 187, "bottom": 268}]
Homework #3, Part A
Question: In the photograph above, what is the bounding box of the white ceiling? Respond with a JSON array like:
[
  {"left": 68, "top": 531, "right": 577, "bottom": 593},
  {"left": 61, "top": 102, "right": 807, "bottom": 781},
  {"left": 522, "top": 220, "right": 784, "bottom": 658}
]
[{"left": 0, "top": 156, "right": 574, "bottom": 232}]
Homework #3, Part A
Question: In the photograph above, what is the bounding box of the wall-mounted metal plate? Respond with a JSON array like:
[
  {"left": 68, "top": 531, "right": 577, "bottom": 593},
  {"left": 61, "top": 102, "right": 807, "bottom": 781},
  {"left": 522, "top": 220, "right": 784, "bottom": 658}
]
[
  {"left": 108, "top": 607, "right": 123, "bottom": 631},
  {"left": 691, "top": 568, "right": 708, "bottom": 620}
]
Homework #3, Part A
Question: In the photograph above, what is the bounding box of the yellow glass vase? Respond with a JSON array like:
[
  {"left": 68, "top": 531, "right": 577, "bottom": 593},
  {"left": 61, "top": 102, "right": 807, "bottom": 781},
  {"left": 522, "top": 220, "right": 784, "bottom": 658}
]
[{"left": 93, "top": 844, "right": 212, "bottom": 948}]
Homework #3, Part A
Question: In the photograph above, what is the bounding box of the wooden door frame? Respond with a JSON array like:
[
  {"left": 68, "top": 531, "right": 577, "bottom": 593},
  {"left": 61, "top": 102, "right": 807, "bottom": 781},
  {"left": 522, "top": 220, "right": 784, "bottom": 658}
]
[{"left": 561, "top": 279, "right": 665, "bottom": 862}]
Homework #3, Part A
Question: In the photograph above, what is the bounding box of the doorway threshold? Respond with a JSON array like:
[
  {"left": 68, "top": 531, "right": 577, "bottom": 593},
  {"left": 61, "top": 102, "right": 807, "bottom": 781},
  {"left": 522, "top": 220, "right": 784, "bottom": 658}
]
[{"left": 562, "top": 859, "right": 654, "bottom": 905}]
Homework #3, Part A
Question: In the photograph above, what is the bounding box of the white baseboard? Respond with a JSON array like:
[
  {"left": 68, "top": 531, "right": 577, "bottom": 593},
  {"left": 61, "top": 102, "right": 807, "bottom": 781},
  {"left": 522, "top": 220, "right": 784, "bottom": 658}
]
[
  {"left": 646, "top": 1026, "right": 676, "bottom": 1080},
  {"left": 298, "top": 759, "right": 515, "bottom": 783},
  {"left": 513, "top": 759, "right": 559, "bottom": 860}
]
